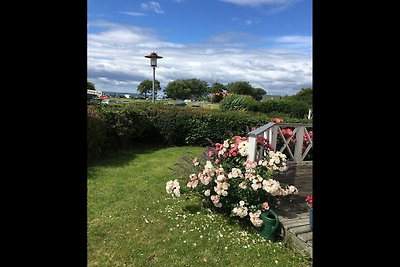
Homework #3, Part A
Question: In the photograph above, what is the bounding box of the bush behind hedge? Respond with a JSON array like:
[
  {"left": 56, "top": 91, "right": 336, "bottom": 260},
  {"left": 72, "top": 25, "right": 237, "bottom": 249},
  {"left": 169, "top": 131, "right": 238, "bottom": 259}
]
[
  {"left": 219, "top": 94, "right": 260, "bottom": 112},
  {"left": 259, "top": 99, "right": 309, "bottom": 118},
  {"left": 220, "top": 95, "right": 309, "bottom": 119}
]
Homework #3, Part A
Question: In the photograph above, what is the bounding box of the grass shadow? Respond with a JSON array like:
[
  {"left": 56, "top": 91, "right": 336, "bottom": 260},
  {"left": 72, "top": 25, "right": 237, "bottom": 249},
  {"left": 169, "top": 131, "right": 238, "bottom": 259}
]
[
  {"left": 88, "top": 143, "right": 207, "bottom": 181},
  {"left": 88, "top": 143, "right": 170, "bottom": 169},
  {"left": 182, "top": 204, "right": 202, "bottom": 214},
  {"left": 87, "top": 143, "right": 179, "bottom": 180}
]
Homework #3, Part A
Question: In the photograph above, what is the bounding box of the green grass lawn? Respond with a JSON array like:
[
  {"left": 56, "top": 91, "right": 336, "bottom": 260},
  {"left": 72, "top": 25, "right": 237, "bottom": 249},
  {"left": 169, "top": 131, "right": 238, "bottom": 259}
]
[{"left": 88, "top": 144, "right": 312, "bottom": 266}]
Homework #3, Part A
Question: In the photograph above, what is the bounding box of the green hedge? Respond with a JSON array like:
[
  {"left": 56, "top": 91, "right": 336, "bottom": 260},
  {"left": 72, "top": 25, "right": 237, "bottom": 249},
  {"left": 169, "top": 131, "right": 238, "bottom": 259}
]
[
  {"left": 133, "top": 104, "right": 268, "bottom": 146},
  {"left": 259, "top": 99, "right": 309, "bottom": 118},
  {"left": 219, "top": 95, "right": 309, "bottom": 119},
  {"left": 100, "top": 105, "right": 151, "bottom": 150},
  {"left": 87, "top": 103, "right": 310, "bottom": 161},
  {"left": 87, "top": 106, "right": 107, "bottom": 161},
  {"left": 87, "top": 104, "right": 152, "bottom": 160}
]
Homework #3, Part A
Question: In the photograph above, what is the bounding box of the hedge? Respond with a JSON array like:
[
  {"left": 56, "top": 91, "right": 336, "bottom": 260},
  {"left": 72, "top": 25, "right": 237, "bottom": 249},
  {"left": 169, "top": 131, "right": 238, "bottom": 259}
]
[{"left": 87, "top": 103, "right": 310, "bottom": 161}]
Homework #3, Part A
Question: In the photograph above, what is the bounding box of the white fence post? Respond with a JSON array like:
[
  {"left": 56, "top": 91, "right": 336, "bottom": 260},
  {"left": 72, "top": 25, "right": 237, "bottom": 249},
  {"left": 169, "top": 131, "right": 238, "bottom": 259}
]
[
  {"left": 247, "top": 135, "right": 257, "bottom": 162},
  {"left": 294, "top": 126, "right": 304, "bottom": 163},
  {"left": 270, "top": 125, "right": 278, "bottom": 151}
]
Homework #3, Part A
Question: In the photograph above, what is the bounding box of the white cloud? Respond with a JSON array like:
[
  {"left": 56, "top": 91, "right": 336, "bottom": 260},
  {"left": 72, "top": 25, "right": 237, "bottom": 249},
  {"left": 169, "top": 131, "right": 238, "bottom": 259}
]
[
  {"left": 220, "top": 0, "right": 300, "bottom": 13},
  {"left": 136, "top": 42, "right": 186, "bottom": 48},
  {"left": 268, "top": 35, "right": 312, "bottom": 54},
  {"left": 221, "top": 0, "right": 298, "bottom": 6},
  {"left": 87, "top": 21, "right": 312, "bottom": 96},
  {"left": 141, "top": 1, "right": 165, "bottom": 14},
  {"left": 211, "top": 32, "right": 257, "bottom": 43},
  {"left": 88, "top": 21, "right": 156, "bottom": 44},
  {"left": 275, "top": 35, "right": 310, "bottom": 43},
  {"left": 119, "top": 11, "right": 146, "bottom": 17},
  {"left": 245, "top": 19, "right": 253, "bottom": 25}
]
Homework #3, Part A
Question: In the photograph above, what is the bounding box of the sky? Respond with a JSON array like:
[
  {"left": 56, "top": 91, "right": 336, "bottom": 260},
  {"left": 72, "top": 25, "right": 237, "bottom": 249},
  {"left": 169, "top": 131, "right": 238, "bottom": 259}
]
[{"left": 88, "top": 0, "right": 312, "bottom": 96}]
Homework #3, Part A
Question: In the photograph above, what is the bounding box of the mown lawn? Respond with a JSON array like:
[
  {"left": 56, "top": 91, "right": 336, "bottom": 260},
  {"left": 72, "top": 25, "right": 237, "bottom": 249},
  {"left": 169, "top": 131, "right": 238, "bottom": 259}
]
[{"left": 87, "top": 144, "right": 312, "bottom": 266}]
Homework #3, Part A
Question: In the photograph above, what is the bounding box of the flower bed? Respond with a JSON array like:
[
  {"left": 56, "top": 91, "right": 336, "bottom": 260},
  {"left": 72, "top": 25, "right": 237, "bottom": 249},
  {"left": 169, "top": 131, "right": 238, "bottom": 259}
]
[{"left": 166, "top": 135, "right": 299, "bottom": 231}]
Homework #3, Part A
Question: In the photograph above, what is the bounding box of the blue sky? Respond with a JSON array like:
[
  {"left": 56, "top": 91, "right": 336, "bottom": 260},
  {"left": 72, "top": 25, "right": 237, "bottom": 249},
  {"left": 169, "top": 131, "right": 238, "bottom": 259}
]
[{"left": 88, "top": 0, "right": 312, "bottom": 96}]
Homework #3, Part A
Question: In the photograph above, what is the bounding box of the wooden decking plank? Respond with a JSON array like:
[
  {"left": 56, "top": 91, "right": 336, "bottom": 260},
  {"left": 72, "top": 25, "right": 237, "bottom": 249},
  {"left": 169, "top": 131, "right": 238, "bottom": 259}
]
[
  {"left": 273, "top": 162, "right": 313, "bottom": 259},
  {"left": 283, "top": 218, "right": 310, "bottom": 228},
  {"left": 297, "top": 232, "right": 313, "bottom": 242},
  {"left": 289, "top": 225, "right": 312, "bottom": 234}
]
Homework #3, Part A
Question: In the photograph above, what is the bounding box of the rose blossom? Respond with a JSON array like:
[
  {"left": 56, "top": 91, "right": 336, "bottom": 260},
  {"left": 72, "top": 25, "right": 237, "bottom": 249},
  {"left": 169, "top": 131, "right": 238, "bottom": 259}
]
[{"left": 249, "top": 210, "right": 263, "bottom": 227}]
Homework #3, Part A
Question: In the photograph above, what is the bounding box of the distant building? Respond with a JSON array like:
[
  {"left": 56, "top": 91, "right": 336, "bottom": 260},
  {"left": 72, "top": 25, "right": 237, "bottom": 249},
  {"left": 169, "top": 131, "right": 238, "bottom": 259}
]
[{"left": 261, "top": 95, "right": 282, "bottom": 101}]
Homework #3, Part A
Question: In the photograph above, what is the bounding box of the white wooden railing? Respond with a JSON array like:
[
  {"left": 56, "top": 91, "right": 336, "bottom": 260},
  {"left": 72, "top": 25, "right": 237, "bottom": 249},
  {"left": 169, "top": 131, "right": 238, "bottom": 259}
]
[{"left": 247, "top": 122, "right": 313, "bottom": 163}]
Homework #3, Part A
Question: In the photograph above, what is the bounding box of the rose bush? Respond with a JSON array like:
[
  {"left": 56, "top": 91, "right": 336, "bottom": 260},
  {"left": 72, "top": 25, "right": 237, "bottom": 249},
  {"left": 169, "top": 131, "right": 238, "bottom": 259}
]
[
  {"left": 276, "top": 127, "right": 313, "bottom": 161},
  {"left": 166, "top": 135, "right": 298, "bottom": 229}
]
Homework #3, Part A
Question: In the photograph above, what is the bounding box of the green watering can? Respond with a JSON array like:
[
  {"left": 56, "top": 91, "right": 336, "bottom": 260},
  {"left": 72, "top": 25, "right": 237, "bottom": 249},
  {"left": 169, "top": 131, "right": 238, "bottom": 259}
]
[{"left": 259, "top": 209, "right": 281, "bottom": 242}]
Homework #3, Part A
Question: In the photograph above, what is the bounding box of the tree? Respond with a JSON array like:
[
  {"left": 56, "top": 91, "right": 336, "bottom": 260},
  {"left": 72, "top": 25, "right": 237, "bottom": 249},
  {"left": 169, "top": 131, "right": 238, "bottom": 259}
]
[
  {"left": 208, "top": 82, "right": 227, "bottom": 94},
  {"left": 287, "top": 88, "right": 312, "bottom": 108},
  {"left": 164, "top": 78, "right": 209, "bottom": 100},
  {"left": 184, "top": 78, "right": 209, "bottom": 99},
  {"left": 137, "top": 79, "right": 161, "bottom": 98},
  {"left": 87, "top": 81, "right": 95, "bottom": 90},
  {"left": 226, "top": 81, "right": 266, "bottom": 100},
  {"left": 164, "top": 80, "right": 191, "bottom": 100},
  {"left": 226, "top": 81, "right": 254, "bottom": 96},
  {"left": 252, "top": 87, "right": 267, "bottom": 101}
]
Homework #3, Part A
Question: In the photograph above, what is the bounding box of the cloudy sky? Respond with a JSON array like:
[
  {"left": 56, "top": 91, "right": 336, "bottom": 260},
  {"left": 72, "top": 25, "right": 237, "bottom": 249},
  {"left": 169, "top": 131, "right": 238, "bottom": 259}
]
[{"left": 88, "top": 0, "right": 312, "bottom": 96}]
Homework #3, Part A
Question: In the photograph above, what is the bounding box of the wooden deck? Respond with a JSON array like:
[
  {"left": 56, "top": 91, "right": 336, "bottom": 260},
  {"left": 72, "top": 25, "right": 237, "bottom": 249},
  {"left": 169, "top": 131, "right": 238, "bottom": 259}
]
[{"left": 274, "top": 161, "right": 313, "bottom": 258}]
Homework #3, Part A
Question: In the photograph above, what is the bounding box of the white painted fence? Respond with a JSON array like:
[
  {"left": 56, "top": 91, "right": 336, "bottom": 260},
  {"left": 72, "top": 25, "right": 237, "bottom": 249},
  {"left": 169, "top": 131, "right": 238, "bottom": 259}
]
[{"left": 247, "top": 122, "right": 313, "bottom": 163}]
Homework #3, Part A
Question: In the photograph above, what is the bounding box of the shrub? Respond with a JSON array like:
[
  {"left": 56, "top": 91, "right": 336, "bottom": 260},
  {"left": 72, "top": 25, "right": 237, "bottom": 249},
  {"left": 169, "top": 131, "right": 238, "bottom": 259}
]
[
  {"left": 98, "top": 105, "right": 151, "bottom": 151},
  {"left": 285, "top": 100, "right": 309, "bottom": 118},
  {"left": 220, "top": 94, "right": 260, "bottom": 112},
  {"left": 166, "top": 136, "right": 298, "bottom": 229},
  {"left": 87, "top": 105, "right": 107, "bottom": 161},
  {"left": 210, "top": 92, "right": 224, "bottom": 103},
  {"left": 135, "top": 104, "right": 270, "bottom": 146},
  {"left": 259, "top": 99, "right": 289, "bottom": 114},
  {"left": 183, "top": 110, "right": 268, "bottom": 146},
  {"left": 87, "top": 103, "right": 311, "bottom": 162},
  {"left": 259, "top": 99, "right": 309, "bottom": 118},
  {"left": 276, "top": 127, "right": 313, "bottom": 161}
]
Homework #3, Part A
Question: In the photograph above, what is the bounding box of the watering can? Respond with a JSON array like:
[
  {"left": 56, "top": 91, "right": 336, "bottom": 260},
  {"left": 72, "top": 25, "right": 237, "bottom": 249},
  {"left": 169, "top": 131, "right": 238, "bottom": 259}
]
[{"left": 259, "top": 209, "right": 280, "bottom": 242}]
